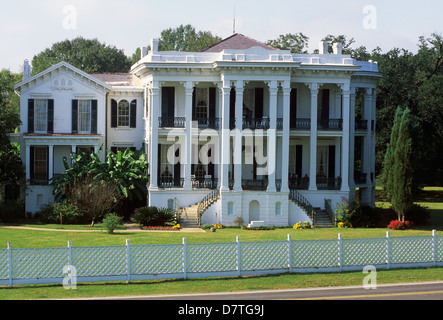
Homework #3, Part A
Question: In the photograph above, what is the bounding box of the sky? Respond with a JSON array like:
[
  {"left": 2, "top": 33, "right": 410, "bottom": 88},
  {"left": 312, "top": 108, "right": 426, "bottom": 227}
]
[{"left": 1, "top": 0, "right": 443, "bottom": 73}]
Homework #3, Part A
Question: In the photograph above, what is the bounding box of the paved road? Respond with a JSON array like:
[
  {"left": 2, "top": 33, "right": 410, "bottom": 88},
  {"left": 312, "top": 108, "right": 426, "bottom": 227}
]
[{"left": 87, "top": 281, "right": 443, "bottom": 301}]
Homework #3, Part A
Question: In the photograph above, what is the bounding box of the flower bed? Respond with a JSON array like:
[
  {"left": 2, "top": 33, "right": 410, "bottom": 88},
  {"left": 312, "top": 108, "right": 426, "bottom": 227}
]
[
  {"left": 142, "top": 224, "right": 181, "bottom": 231},
  {"left": 387, "top": 220, "right": 414, "bottom": 230}
]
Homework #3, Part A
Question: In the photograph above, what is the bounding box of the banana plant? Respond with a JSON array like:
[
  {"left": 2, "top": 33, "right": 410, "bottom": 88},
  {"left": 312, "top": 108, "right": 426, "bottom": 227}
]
[{"left": 51, "top": 146, "right": 148, "bottom": 202}]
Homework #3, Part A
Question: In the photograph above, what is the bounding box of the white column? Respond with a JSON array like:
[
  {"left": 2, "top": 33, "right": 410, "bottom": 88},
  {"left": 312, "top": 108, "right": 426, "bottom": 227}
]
[
  {"left": 149, "top": 85, "right": 160, "bottom": 190},
  {"left": 220, "top": 85, "right": 231, "bottom": 191},
  {"left": 281, "top": 84, "right": 291, "bottom": 193},
  {"left": 363, "top": 88, "right": 373, "bottom": 184},
  {"left": 341, "top": 85, "right": 351, "bottom": 192},
  {"left": 309, "top": 83, "right": 319, "bottom": 191},
  {"left": 183, "top": 82, "right": 194, "bottom": 191},
  {"left": 267, "top": 81, "right": 278, "bottom": 192},
  {"left": 234, "top": 81, "right": 244, "bottom": 192},
  {"left": 48, "top": 145, "right": 54, "bottom": 182},
  {"left": 349, "top": 87, "right": 356, "bottom": 187}
]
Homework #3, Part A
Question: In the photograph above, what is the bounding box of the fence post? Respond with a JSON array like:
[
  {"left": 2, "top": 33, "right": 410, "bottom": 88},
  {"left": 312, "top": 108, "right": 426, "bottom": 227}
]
[
  {"left": 126, "top": 239, "right": 131, "bottom": 284},
  {"left": 67, "top": 241, "right": 72, "bottom": 266},
  {"left": 432, "top": 230, "right": 437, "bottom": 267},
  {"left": 183, "top": 238, "right": 187, "bottom": 280},
  {"left": 236, "top": 236, "right": 241, "bottom": 277},
  {"left": 338, "top": 234, "right": 343, "bottom": 272},
  {"left": 7, "top": 242, "right": 12, "bottom": 289},
  {"left": 386, "top": 231, "right": 391, "bottom": 269},
  {"left": 287, "top": 234, "right": 293, "bottom": 273}
]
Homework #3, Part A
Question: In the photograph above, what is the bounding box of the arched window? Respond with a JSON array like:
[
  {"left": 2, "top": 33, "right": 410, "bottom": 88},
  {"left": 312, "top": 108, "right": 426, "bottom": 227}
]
[{"left": 118, "top": 100, "right": 130, "bottom": 127}]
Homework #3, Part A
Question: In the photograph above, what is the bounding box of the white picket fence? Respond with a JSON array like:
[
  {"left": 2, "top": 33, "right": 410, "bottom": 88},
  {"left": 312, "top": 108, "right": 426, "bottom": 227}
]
[{"left": 1, "top": 231, "right": 442, "bottom": 288}]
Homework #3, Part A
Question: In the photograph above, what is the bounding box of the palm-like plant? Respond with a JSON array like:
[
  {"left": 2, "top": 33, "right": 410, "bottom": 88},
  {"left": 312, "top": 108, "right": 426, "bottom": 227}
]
[{"left": 51, "top": 146, "right": 149, "bottom": 203}]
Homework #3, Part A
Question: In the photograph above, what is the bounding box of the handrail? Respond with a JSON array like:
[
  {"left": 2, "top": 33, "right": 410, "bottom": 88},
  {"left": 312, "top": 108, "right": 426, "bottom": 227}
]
[
  {"left": 325, "top": 199, "right": 335, "bottom": 226},
  {"left": 289, "top": 190, "right": 316, "bottom": 224},
  {"left": 197, "top": 187, "right": 221, "bottom": 226}
]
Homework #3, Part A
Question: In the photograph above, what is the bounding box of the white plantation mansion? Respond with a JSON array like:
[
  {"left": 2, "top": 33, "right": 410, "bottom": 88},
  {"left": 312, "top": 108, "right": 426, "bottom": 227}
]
[{"left": 14, "top": 34, "right": 381, "bottom": 227}]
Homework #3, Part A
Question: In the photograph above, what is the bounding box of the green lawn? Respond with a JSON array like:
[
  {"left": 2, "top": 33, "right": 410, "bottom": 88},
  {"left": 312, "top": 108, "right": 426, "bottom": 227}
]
[{"left": 0, "top": 186, "right": 442, "bottom": 299}]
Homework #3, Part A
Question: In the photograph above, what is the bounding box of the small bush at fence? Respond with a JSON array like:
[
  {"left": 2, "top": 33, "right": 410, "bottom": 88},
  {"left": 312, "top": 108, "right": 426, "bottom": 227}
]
[{"left": 102, "top": 213, "right": 124, "bottom": 234}]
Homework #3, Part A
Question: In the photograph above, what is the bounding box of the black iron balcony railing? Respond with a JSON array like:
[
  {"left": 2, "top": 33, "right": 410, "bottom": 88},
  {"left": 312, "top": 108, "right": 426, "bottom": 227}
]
[
  {"left": 191, "top": 177, "right": 218, "bottom": 189},
  {"left": 159, "top": 176, "right": 183, "bottom": 189},
  {"left": 316, "top": 177, "right": 342, "bottom": 190},
  {"left": 158, "top": 117, "right": 186, "bottom": 128},
  {"left": 242, "top": 178, "right": 269, "bottom": 191},
  {"left": 193, "top": 118, "right": 220, "bottom": 130},
  {"left": 289, "top": 177, "right": 310, "bottom": 190},
  {"left": 291, "top": 118, "right": 311, "bottom": 130},
  {"left": 355, "top": 119, "right": 368, "bottom": 131},
  {"left": 354, "top": 172, "right": 368, "bottom": 185},
  {"left": 318, "top": 119, "right": 343, "bottom": 131}
]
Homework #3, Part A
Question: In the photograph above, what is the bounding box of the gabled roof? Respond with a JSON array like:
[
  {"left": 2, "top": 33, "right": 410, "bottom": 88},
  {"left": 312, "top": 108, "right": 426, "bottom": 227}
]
[
  {"left": 201, "top": 33, "right": 278, "bottom": 52},
  {"left": 14, "top": 61, "right": 112, "bottom": 91}
]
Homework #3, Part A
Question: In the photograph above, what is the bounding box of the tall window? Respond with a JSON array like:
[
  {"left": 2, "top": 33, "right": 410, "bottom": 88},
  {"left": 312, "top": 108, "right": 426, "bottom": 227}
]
[
  {"left": 118, "top": 100, "right": 130, "bottom": 127},
  {"left": 34, "top": 100, "right": 48, "bottom": 132},
  {"left": 34, "top": 147, "right": 48, "bottom": 184},
  {"left": 317, "top": 146, "right": 328, "bottom": 178},
  {"left": 78, "top": 100, "right": 91, "bottom": 133}
]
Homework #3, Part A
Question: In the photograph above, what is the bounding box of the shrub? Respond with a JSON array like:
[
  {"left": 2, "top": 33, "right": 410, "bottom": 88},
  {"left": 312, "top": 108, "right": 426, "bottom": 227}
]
[
  {"left": 335, "top": 199, "right": 353, "bottom": 227},
  {"left": 387, "top": 220, "right": 414, "bottom": 230},
  {"left": 35, "top": 201, "right": 85, "bottom": 224},
  {"left": 405, "top": 204, "right": 430, "bottom": 226},
  {"left": 293, "top": 221, "right": 311, "bottom": 229},
  {"left": 348, "top": 205, "right": 378, "bottom": 228},
  {"left": 102, "top": 213, "right": 123, "bottom": 234},
  {"left": 0, "top": 200, "right": 25, "bottom": 223},
  {"left": 131, "top": 206, "right": 175, "bottom": 226}
]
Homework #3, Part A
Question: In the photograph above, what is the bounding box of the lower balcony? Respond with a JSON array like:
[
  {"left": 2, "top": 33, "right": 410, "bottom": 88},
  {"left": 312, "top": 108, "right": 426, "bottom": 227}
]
[{"left": 158, "top": 176, "right": 218, "bottom": 190}]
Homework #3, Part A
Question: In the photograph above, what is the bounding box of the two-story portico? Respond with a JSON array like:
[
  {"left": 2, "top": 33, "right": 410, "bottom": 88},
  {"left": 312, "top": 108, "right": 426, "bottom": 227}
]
[{"left": 131, "top": 34, "right": 381, "bottom": 227}]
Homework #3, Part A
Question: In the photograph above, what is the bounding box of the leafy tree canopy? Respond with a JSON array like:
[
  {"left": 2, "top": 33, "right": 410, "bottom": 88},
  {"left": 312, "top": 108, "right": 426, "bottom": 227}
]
[
  {"left": 266, "top": 33, "right": 309, "bottom": 53},
  {"left": 158, "top": 24, "right": 222, "bottom": 52},
  {"left": 31, "top": 37, "right": 132, "bottom": 75}
]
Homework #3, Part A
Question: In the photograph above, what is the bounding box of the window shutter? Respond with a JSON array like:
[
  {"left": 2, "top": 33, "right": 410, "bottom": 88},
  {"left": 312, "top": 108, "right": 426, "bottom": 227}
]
[
  {"left": 47, "top": 99, "right": 54, "bottom": 134},
  {"left": 111, "top": 99, "right": 118, "bottom": 128},
  {"left": 209, "top": 87, "right": 216, "bottom": 119},
  {"left": 28, "top": 99, "right": 34, "bottom": 133},
  {"left": 72, "top": 100, "right": 78, "bottom": 134},
  {"left": 130, "top": 100, "right": 137, "bottom": 128},
  {"left": 91, "top": 100, "right": 98, "bottom": 134},
  {"left": 29, "top": 146, "right": 35, "bottom": 182}
]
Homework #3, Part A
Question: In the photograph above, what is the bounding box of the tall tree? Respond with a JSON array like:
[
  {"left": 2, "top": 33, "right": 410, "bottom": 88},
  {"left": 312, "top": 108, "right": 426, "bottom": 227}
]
[
  {"left": 0, "top": 70, "right": 23, "bottom": 200},
  {"left": 158, "top": 24, "right": 221, "bottom": 52},
  {"left": 382, "top": 107, "right": 415, "bottom": 221},
  {"left": 31, "top": 37, "right": 132, "bottom": 75},
  {"left": 266, "top": 33, "right": 309, "bottom": 53}
]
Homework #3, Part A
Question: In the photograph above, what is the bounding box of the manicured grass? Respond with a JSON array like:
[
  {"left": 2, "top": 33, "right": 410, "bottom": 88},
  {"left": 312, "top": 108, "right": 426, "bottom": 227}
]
[
  {"left": 0, "top": 226, "right": 439, "bottom": 249},
  {"left": 1, "top": 267, "right": 442, "bottom": 300}
]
